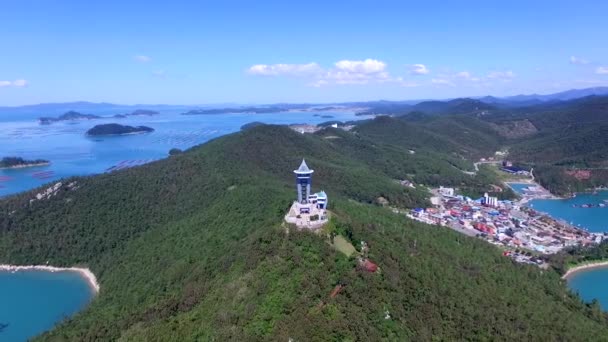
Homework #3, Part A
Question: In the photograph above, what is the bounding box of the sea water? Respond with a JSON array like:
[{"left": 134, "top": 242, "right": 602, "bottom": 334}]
[
  {"left": 0, "top": 109, "right": 361, "bottom": 197},
  {"left": 508, "top": 183, "right": 608, "bottom": 232},
  {"left": 0, "top": 270, "right": 94, "bottom": 341},
  {"left": 509, "top": 184, "right": 608, "bottom": 308},
  {"left": 529, "top": 192, "right": 608, "bottom": 233},
  {"left": 567, "top": 267, "right": 608, "bottom": 310}
]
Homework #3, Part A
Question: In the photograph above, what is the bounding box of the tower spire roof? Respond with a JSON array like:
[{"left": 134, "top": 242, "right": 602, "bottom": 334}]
[{"left": 294, "top": 159, "right": 314, "bottom": 174}]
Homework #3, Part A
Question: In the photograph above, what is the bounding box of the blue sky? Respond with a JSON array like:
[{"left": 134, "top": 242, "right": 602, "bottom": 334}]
[{"left": 1, "top": 0, "right": 608, "bottom": 105}]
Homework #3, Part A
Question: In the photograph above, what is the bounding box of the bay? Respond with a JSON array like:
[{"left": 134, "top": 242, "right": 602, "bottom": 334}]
[
  {"left": 0, "top": 270, "right": 94, "bottom": 341},
  {"left": 567, "top": 266, "right": 608, "bottom": 310}
]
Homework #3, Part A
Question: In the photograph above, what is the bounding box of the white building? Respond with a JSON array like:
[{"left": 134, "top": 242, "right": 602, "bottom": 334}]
[{"left": 438, "top": 186, "right": 455, "bottom": 197}]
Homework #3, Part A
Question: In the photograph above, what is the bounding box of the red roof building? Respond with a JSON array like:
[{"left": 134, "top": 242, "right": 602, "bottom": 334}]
[{"left": 362, "top": 259, "right": 378, "bottom": 273}]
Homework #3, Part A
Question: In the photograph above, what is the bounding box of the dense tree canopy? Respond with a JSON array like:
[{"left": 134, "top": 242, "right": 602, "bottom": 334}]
[{"left": 1, "top": 123, "right": 607, "bottom": 340}]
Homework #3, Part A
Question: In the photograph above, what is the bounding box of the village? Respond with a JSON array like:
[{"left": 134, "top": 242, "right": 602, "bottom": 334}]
[{"left": 407, "top": 182, "right": 605, "bottom": 266}]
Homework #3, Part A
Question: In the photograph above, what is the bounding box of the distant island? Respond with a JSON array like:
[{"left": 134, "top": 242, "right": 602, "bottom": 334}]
[
  {"left": 39, "top": 109, "right": 159, "bottom": 123},
  {"left": 0, "top": 156, "right": 50, "bottom": 169},
  {"left": 313, "top": 114, "right": 336, "bottom": 118},
  {"left": 113, "top": 109, "right": 159, "bottom": 118},
  {"left": 86, "top": 123, "right": 154, "bottom": 136},
  {"left": 39, "top": 111, "right": 101, "bottom": 124},
  {"left": 183, "top": 106, "right": 287, "bottom": 115}
]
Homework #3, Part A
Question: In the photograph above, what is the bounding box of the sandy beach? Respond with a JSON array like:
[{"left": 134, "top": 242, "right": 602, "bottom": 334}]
[
  {"left": 562, "top": 261, "right": 608, "bottom": 279},
  {"left": 0, "top": 264, "right": 99, "bottom": 293}
]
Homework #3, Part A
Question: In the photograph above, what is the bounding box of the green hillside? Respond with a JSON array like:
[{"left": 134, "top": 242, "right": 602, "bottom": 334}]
[
  {"left": 491, "top": 96, "right": 608, "bottom": 194},
  {"left": 357, "top": 98, "right": 498, "bottom": 117},
  {"left": 1, "top": 125, "right": 607, "bottom": 340}
]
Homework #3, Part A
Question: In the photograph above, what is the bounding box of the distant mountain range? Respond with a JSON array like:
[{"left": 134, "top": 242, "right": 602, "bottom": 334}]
[
  {"left": 477, "top": 87, "right": 608, "bottom": 106},
  {"left": 1, "top": 87, "right": 607, "bottom": 116}
]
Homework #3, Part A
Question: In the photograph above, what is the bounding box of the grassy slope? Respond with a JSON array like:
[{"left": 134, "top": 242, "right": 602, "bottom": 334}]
[{"left": 0, "top": 125, "right": 606, "bottom": 340}]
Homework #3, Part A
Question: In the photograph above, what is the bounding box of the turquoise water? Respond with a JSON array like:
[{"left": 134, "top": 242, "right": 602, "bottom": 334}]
[
  {"left": 508, "top": 183, "right": 608, "bottom": 232},
  {"left": 529, "top": 192, "right": 608, "bottom": 233},
  {"left": 507, "top": 183, "right": 531, "bottom": 194},
  {"left": 510, "top": 185, "right": 608, "bottom": 308},
  {"left": 0, "top": 110, "right": 360, "bottom": 197},
  {"left": 567, "top": 266, "right": 608, "bottom": 310},
  {"left": 0, "top": 270, "right": 94, "bottom": 341}
]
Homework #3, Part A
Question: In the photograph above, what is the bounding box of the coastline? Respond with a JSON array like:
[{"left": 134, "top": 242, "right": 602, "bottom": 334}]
[
  {"left": 0, "top": 264, "right": 100, "bottom": 294},
  {"left": 507, "top": 180, "right": 602, "bottom": 233},
  {"left": 507, "top": 181, "right": 563, "bottom": 206},
  {"left": 562, "top": 261, "right": 608, "bottom": 280}
]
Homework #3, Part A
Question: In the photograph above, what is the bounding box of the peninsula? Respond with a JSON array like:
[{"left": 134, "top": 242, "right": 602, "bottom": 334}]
[
  {"left": 86, "top": 123, "right": 154, "bottom": 136},
  {"left": 0, "top": 157, "right": 50, "bottom": 169}
]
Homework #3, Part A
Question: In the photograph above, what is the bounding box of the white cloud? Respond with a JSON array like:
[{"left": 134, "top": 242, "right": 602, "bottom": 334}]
[
  {"left": 570, "top": 56, "right": 590, "bottom": 65},
  {"left": 134, "top": 55, "right": 152, "bottom": 63},
  {"left": 0, "top": 79, "right": 28, "bottom": 87},
  {"left": 454, "top": 71, "right": 480, "bottom": 82},
  {"left": 12, "top": 79, "right": 28, "bottom": 87},
  {"left": 323, "top": 59, "right": 390, "bottom": 85},
  {"left": 431, "top": 78, "right": 454, "bottom": 86},
  {"left": 247, "top": 63, "right": 322, "bottom": 76},
  {"left": 596, "top": 66, "right": 608, "bottom": 75},
  {"left": 248, "top": 59, "right": 394, "bottom": 86},
  {"left": 487, "top": 70, "right": 515, "bottom": 80},
  {"left": 409, "top": 64, "right": 429, "bottom": 75},
  {"left": 389, "top": 77, "right": 418, "bottom": 87},
  {"left": 334, "top": 59, "right": 386, "bottom": 74}
]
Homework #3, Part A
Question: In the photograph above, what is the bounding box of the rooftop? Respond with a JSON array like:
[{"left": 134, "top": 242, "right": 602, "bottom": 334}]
[{"left": 294, "top": 159, "right": 314, "bottom": 174}]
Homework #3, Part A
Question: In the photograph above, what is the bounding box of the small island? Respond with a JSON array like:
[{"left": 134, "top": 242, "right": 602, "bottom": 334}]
[
  {"left": 39, "top": 111, "right": 101, "bottom": 125},
  {"left": 86, "top": 123, "right": 154, "bottom": 136},
  {"left": 0, "top": 157, "right": 50, "bottom": 169}
]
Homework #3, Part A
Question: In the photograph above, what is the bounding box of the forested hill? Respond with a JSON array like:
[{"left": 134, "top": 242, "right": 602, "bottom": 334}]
[
  {"left": 1, "top": 124, "right": 607, "bottom": 340},
  {"left": 493, "top": 96, "right": 608, "bottom": 194},
  {"left": 358, "top": 94, "right": 608, "bottom": 195}
]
